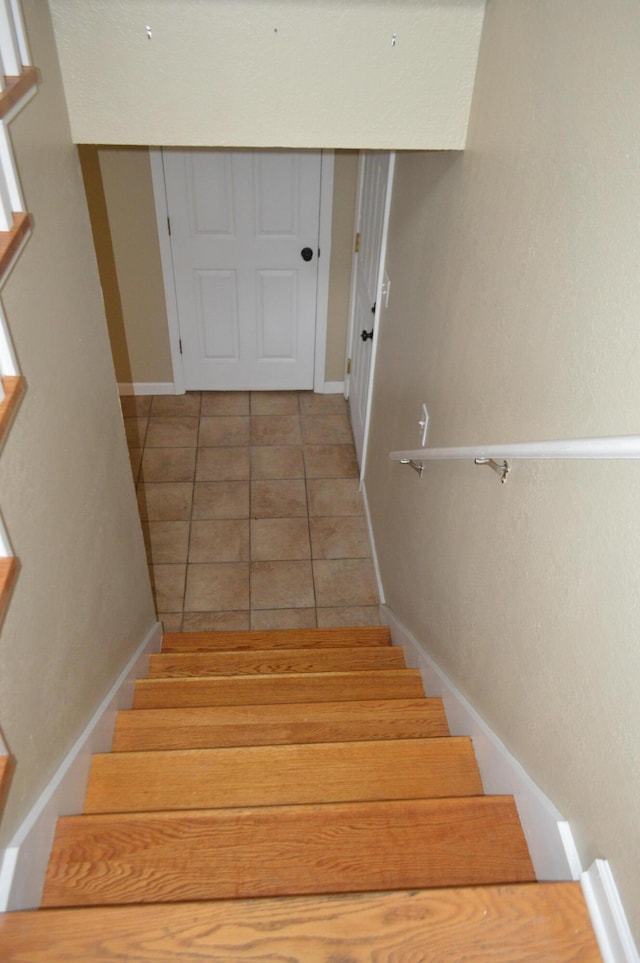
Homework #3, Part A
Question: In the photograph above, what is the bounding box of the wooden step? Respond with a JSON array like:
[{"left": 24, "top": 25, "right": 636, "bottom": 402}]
[
  {"left": 161, "top": 625, "right": 391, "bottom": 652},
  {"left": 133, "top": 668, "right": 425, "bottom": 709},
  {"left": 2, "top": 885, "right": 602, "bottom": 962},
  {"left": 112, "top": 697, "right": 449, "bottom": 751},
  {"left": 42, "top": 796, "right": 535, "bottom": 907},
  {"left": 84, "top": 737, "right": 482, "bottom": 813},
  {"left": 148, "top": 646, "right": 405, "bottom": 678}
]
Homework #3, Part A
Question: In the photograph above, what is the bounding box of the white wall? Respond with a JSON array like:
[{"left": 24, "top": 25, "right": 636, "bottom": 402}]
[
  {"left": 48, "top": 0, "right": 484, "bottom": 150},
  {"left": 365, "top": 0, "right": 640, "bottom": 945},
  {"left": 0, "top": 1, "right": 155, "bottom": 846}
]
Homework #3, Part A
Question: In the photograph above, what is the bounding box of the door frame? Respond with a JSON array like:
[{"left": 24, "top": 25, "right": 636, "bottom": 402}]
[
  {"left": 150, "top": 148, "right": 335, "bottom": 395},
  {"left": 344, "top": 151, "right": 396, "bottom": 480}
]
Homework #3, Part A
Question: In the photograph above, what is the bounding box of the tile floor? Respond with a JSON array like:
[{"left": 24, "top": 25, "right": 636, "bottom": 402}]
[{"left": 121, "top": 390, "right": 380, "bottom": 632}]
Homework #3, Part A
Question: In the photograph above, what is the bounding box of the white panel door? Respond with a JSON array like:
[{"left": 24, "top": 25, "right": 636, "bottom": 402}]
[
  {"left": 348, "top": 152, "right": 394, "bottom": 465},
  {"left": 163, "top": 149, "right": 321, "bottom": 390}
]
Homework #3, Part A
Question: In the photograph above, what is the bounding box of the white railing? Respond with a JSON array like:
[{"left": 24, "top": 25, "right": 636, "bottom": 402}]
[{"left": 390, "top": 435, "right": 640, "bottom": 483}]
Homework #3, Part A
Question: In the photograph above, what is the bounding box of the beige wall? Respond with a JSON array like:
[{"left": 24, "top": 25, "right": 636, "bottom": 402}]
[
  {"left": 366, "top": 0, "right": 640, "bottom": 942},
  {"left": 49, "top": 0, "right": 484, "bottom": 150},
  {"left": 84, "top": 148, "right": 357, "bottom": 388},
  {"left": 0, "top": 2, "right": 155, "bottom": 845}
]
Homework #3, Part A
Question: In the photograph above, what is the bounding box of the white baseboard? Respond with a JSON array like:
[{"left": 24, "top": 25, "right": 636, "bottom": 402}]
[
  {"left": 582, "top": 860, "right": 640, "bottom": 963},
  {"left": 0, "top": 621, "right": 163, "bottom": 911},
  {"left": 360, "top": 480, "right": 385, "bottom": 606},
  {"left": 118, "top": 382, "right": 177, "bottom": 396},
  {"left": 320, "top": 381, "right": 345, "bottom": 394}
]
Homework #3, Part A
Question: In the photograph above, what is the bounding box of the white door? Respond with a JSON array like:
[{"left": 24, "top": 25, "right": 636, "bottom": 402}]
[
  {"left": 163, "top": 149, "right": 321, "bottom": 390},
  {"left": 347, "top": 151, "right": 395, "bottom": 467}
]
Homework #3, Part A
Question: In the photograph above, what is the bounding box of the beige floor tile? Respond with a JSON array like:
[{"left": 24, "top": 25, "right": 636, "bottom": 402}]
[
  {"left": 307, "top": 478, "right": 363, "bottom": 517},
  {"left": 151, "top": 564, "right": 186, "bottom": 612},
  {"left": 251, "top": 446, "right": 304, "bottom": 479},
  {"left": 184, "top": 563, "right": 250, "bottom": 611},
  {"left": 251, "top": 560, "right": 315, "bottom": 609},
  {"left": 121, "top": 396, "right": 152, "bottom": 417},
  {"left": 312, "top": 558, "right": 378, "bottom": 607},
  {"left": 198, "top": 416, "right": 250, "bottom": 447},
  {"left": 144, "top": 521, "right": 190, "bottom": 564},
  {"left": 128, "top": 448, "right": 143, "bottom": 482},
  {"left": 151, "top": 393, "right": 201, "bottom": 417},
  {"left": 189, "top": 519, "right": 250, "bottom": 563},
  {"left": 124, "top": 417, "right": 148, "bottom": 448},
  {"left": 201, "top": 392, "right": 250, "bottom": 416},
  {"left": 301, "top": 414, "right": 353, "bottom": 445},
  {"left": 192, "top": 481, "right": 250, "bottom": 519},
  {"left": 251, "top": 479, "right": 308, "bottom": 518},
  {"left": 251, "top": 391, "right": 300, "bottom": 415},
  {"left": 299, "top": 393, "right": 348, "bottom": 415},
  {"left": 310, "top": 517, "right": 370, "bottom": 559},
  {"left": 137, "top": 482, "right": 193, "bottom": 521},
  {"left": 316, "top": 606, "right": 380, "bottom": 627},
  {"left": 251, "top": 608, "right": 316, "bottom": 630},
  {"left": 251, "top": 518, "right": 311, "bottom": 561},
  {"left": 140, "top": 447, "right": 196, "bottom": 483},
  {"left": 158, "top": 612, "right": 184, "bottom": 633},
  {"left": 196, "top": 447, "right": 250, "bottom": 481},
  {"left": 250, "top": 414, "right": 302, "bottom": 446},
  {"left": 182, "top": 610, "right": 250, "bottom": 632},
  {"left": 145, "top": 417, "right": 199, "bottom": 448},
  {"left": 304, "top": 445, "right": 358, "bottom": 478}
]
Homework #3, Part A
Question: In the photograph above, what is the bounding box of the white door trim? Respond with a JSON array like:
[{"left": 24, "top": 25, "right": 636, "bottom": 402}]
[
  {"left": 150, "top": 147, "right": 334, "bottom": 395},
  {"left": 360, "top": 151, "right": 395, "bottom": 479},
  {"left": 345, "top": 151, "right": 396, "bottom": 479}
]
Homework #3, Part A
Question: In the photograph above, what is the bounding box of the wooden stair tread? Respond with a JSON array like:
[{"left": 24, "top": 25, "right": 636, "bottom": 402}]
[
  {"left": 42, "top": 796, "right": 535, "bottom": 907},
  {"left": 84, "top": 737, "right": 482, "bottom": 813},
  {"left": 2, "top": 885, "right": 602, "bottom": 962},
  {"left": 148, "top": 645, "right": 405, "bottom": 678},
  {"left": 112, "top": 697, "right": 450, "bottom": 751},
  {"left": 133, "top": 668, "right": 425, "bottom": 709},
  {"left": 161, "top": 625, "right": 391, "bottom": 652}
]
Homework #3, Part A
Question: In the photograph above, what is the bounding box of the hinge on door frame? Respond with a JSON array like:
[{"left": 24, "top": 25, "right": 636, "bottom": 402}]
[
  {"left": 354, "top": 232, "right": 360, "bottom": 253},
  {"left": 179, "top": 338, "right": 182, "bottom": 354},
  {"left": 346, "top": 358, "right": 352, "bottom": 375},
  {"left": 167, "top": 216, "right": 171, "bottom": 235}
]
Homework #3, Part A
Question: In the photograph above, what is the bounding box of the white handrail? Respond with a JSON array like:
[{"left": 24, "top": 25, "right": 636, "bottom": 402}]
[{"left": 390, "top": 435, "right": 640, "bottom": 462}]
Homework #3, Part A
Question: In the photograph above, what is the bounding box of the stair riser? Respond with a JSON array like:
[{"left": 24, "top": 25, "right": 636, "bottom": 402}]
[
  {"left": 112, "top": 698, "right": 450, "bottom": 751},
  {"left": 43, "top": 797, "right": 535, "bottom": 907},
  {"left": 133, "top": 670, "right": 426, "bottom": 709},
  {"left": 162, "top": 626, "right": 392, "bottom": 652},
  {"left": 148, "top": 647, "right": 405, "bottom": 678},
  {"left": 84, "top": 738, "right": 482, "bottom": 813}
]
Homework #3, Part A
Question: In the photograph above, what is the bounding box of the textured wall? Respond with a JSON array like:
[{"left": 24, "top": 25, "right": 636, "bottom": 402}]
[
  {"left": 48, "top": 0, "right": 484, "bottom": 149},
  {"left": 366, "top": 0, "right": 640, "bottom": 942},
  {"left": 0, "top": 2, "right": 155, "bottom": 845}
]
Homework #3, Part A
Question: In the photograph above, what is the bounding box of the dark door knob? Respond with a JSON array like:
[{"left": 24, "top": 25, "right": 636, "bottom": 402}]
[
  {"left": 301, "top": 247, "right": 314, "bottom": 262},
  {"left": 361, "top": 329, "right": 374, "bottom": 342}
]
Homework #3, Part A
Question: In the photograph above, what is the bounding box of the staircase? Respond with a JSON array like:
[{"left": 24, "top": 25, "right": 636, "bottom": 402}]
[{"left": 0, "top": 626, "right": 601, "bottom": 959}]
